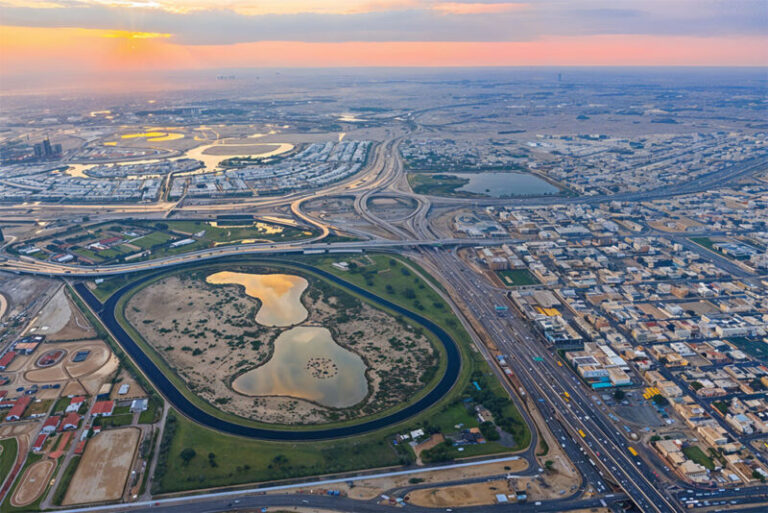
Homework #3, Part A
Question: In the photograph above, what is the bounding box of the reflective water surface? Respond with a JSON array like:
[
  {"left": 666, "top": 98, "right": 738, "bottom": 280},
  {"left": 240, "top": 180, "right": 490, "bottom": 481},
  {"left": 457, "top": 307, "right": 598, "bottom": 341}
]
[
  {"left": 232, "top": 326, "right": 368, "bottom": 408},
  {"left": 205, "top": 271, "right": 308, "bottom": 327}
]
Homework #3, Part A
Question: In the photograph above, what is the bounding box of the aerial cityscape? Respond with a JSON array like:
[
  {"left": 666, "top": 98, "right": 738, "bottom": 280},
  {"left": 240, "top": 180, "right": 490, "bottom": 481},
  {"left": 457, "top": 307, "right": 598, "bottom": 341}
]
[{"left": 0, "top": 2, "right": 767, "bottom": 513}]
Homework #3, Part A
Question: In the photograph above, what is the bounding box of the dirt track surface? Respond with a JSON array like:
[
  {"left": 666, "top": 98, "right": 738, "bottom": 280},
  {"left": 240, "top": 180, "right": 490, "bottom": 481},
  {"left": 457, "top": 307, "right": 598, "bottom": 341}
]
[
  {"left": 62, "top": 428, "right": 139, "bottom": 505},
  {"left": 11, "top": 459, "right": 55, "bottom": 507},
  {"left": 23, "top": 340, "right": 113, "bottom": 386}
]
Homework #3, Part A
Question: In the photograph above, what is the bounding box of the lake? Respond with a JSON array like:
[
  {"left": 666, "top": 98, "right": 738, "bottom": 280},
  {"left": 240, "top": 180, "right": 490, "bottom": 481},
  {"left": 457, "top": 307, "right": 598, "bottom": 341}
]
[
  {"left": 205, "top": 271, "right": 308, "bottom": 327},
  {"left": 232, "top": 326, "right": 368, "bottom": 408},
  {"left": 447, "top": 172, "right": 559, "bottom": 197}
]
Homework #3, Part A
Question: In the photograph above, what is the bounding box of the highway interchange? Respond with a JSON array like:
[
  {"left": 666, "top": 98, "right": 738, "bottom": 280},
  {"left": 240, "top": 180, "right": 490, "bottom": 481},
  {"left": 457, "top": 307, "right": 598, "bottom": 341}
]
[{"left": 2, "top": 124, "right": 768, "bottom": 513}]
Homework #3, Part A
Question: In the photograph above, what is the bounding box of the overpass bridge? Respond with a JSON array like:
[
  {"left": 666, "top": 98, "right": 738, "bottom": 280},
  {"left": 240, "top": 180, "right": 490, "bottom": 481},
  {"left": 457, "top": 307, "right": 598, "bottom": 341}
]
[{"left": 0, "top": 237, "right": 518, "bottom": 278}]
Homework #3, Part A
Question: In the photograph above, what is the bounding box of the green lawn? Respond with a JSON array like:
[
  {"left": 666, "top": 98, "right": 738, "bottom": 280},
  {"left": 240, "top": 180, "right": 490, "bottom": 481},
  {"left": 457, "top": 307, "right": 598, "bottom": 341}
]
[
  {"left": 690, "top": 237, "right": 716, "bottom": 251},
  {"left": 138, "top": 396, "right": 163, "bottom": 424},
  {"left": 94, "top": 414, "right": 133, "bottom": 428},
  {"left": 683, "top": 445, "right": 714, "bottom": 470},
  {"left": 431, "top": 401, "right": 478, "bottom": 433},
  {"left": 0, "top": 438, "right": 18, "bottom": 488},
  {"left": 729, "top": 337, "right": 768, "bottom": 362},
  {"left": 155, "top": 410, "right": 407, "bottom": 493},
  {"left": 72, "top": 248, "right": 104, "bottom": 263},
  {"left": 51, "top": 397, "right": 71, "bottom": 415},
  {"left": 132, "top": 232, "right": 174, "bottom": 250},
  {"left": 89, "top": 271, "right": 156, "bottom": 302},
  {"left": 497, "top": 269, "right": 539, "bottom": 287},
  {"left": 408, "top": 173, "right": 473, "bottom": 197},
  {"left": 139, "top": 220, "right": 312, "bottom": 245}
]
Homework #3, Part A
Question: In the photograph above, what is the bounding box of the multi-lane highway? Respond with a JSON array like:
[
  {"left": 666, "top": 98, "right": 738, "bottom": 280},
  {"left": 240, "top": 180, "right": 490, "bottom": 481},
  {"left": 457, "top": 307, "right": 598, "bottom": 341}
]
[
  {"left": 4, "top": 117, "right": 768, "bottom": 513},
  {"left": 420, "top": 247, "right": 679, "bottom": 512}
]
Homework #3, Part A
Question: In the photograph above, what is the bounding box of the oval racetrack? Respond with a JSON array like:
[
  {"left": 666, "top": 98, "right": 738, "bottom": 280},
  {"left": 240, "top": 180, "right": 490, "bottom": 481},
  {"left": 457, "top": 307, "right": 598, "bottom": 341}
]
[{"left": 74, "top": 258, "right": 462, "bottom": 440}]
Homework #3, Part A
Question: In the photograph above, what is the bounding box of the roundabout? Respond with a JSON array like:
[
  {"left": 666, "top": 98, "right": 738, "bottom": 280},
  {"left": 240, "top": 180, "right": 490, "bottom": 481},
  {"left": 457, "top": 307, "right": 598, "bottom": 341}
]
[{"left": 74, "top": 257, "right": 463, "bottom": 440}]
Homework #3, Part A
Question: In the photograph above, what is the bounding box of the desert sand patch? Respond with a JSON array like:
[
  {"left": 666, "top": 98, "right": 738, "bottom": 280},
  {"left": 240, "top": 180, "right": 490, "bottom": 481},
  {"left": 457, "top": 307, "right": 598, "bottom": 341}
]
[{"left": 126, "top": 268, "right": 436, "bottom": 424}]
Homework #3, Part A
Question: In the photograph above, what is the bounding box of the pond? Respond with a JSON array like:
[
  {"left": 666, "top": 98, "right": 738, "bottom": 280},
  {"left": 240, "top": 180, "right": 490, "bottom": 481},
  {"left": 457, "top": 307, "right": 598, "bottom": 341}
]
[
  {"left": 205, "top": 271, "right": 308, "bottom": 327},
  {"left": 447, "top": 171, "right": 559, "bottom": 197},
  {"left": 232, "top": 326, "right": 368, "bottom": 408}
]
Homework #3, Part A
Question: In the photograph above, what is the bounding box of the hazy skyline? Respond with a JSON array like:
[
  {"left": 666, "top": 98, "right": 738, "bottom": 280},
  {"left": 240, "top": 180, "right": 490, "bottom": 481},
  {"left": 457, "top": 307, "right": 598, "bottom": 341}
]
[{"left": 1, "top": 0, "right": 767, "bottom": 93}]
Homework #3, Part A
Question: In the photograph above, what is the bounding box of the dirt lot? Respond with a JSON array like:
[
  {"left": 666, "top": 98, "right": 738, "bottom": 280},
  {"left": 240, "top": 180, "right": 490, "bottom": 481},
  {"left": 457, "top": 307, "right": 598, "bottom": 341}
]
[
  {"left": 0, "top": 273, "right": 57, "bottom": 320},
  {"left": 408, "top": 479, "right": 514, "bottom": 507},
  {"left": 62, "top": 427, "right": 140, "bottom": 505},
  {"left": 27, "top": 288, "right": 95, "bottom": 341},
  {"left": 109, "top": 369, "right": 146, "bottom": 401},
  {"left": 408, "top": 461, "right": 581, "bottom": 508},
  {"left": 126, "top": 268, "right": 436, "bottom": 424},
  {"left": 334, "top": 457, "right": 529, "bottom": 501},
  {"left": 11, "top": 459, "right": 55, "bottom": 507}
]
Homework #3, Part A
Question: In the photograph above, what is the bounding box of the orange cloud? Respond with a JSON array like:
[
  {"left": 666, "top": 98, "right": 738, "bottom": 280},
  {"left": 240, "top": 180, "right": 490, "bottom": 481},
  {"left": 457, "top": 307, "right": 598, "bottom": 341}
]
[
  {"left": 101, "top": 30, "right": 172, "bottom": 39},
  {"left": 433, "top": 2, "right": 527, "bottom": 15},
  {"left": 1, "top": 26, "right": 765, "bottom": 81},
  {"left": 3, "top": 0, "right": 421, "bottom": 15}
]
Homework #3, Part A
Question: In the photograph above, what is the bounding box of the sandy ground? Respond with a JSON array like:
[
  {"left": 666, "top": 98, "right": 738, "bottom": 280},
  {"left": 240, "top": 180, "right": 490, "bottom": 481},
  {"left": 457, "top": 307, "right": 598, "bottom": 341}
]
[
  {"left": 301, "top": 197, "right": 398, "bottom": 240},
  {"left": 0, "top": 339, "right": 117, "bottom": 406},
  {"left": 408, "top": 479, "right": 515, "bottom": 507},
  {"left": 202, "top": 143, "right": 283, "bottom": 156},
  {"left": 126, "top": 270, "right": 434, "bottom": 424},
  {"left": 62, "top": 428, "right": 140, "bottom": 505},
  {"left": 407, "top": 460, "right": 581, "bottom": 508},
  {"left": 109, "top": 369, "right": 146, "bottom": 401},
  {"left": 27, "top": 288, "right": 95, "bottom": 341},
  {"left": 0, "top": 273, "right": 57, "bottom": 319},
  {"left": 22, "top": 340, "right": 112, "bottom": 385},
  {"left": 0, "top": 424, "right": 37, "bottom": 447},
  {"left": 11, "top": 459, "right": 56, "bottom": 507},
  {"left": 0, "top": 293, "right": 7, "bottom": 320},
  {"left": 338, "top": 458, "right": 529, "bottom": 501}
]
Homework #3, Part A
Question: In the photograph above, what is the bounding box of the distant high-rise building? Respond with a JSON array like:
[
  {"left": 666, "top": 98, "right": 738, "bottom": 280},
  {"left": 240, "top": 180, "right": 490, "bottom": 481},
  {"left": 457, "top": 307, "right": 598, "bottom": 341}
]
[
  {"left": 32, "top": 138, "right": 61, "bottom": 161},
  {"left": 557, "top": 73, "right": 562, "bottom": 82}
]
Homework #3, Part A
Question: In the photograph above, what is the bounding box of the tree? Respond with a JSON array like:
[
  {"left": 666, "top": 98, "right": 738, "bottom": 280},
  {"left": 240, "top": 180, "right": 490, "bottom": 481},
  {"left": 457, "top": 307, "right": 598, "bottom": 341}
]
[
  {"left": 544, "top": 460, "right": 554, "bottom": 471},
  {"left": 613, "top": 389, "right": 626, "bottom": 401},
  {"left": 651, "top": 394, "right": 669, "bottom": 407},
  {"left": 179, "top": 448, "right": 196, "bottom": 466},
  {"left": 270, "top": 454, "right": 289, "bottom": 470},
  {"left": 479, "top": 421, "right": 501, "bottom": 441}
]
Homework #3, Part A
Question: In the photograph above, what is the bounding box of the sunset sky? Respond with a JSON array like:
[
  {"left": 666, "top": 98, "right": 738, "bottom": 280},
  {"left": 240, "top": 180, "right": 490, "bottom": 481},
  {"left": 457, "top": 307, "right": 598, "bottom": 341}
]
[{"left": 1, "top": 0, "right": 766, "bottom": 80}]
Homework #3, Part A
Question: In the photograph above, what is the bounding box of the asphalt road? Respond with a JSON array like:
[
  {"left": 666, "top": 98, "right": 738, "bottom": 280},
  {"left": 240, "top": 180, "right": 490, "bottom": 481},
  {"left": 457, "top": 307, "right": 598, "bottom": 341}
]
[{"left": 424, "top": 248, "right": 679, "bottom": 513}]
